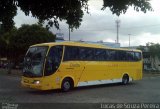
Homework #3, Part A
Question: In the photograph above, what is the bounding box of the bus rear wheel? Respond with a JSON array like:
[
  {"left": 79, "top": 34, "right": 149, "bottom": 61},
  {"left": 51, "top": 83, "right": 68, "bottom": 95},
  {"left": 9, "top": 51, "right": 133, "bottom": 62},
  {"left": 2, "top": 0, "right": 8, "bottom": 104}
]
[
  {"left": 122, "top": 74, "right": 129, "bottom": 85},
  {"left": 61, "top": 78, "right": 73, "bottom": 92}
]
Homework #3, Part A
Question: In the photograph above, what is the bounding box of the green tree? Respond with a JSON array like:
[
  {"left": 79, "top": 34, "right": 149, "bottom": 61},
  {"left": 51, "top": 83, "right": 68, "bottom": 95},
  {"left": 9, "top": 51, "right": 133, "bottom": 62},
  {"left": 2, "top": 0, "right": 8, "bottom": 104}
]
[
  {"left": 146, "top": 43, "right": 160, "bottom": 71},
  {"left": 102, "top": 0, "right": 152, "bottom": 16},
  {"left": 148, "top": 43, "right": 160, "bottom": 59},
  {"left": 0, "top": 0, "right": 17, "bottom": 33},
  {"left": 137, "top": 45, "right": 145, "bottom": 51},
  {"left": 9, "top": 24, "right": 55, "bottom": 61},
  {"left": 0, "top": 0, "right": 152, "bottom": 32},
  {"left": 0, "top": 27, "right": 17, "bottom": 58},
  {"left": 0, "top": 24, "right": 55, "bottom": 73}
]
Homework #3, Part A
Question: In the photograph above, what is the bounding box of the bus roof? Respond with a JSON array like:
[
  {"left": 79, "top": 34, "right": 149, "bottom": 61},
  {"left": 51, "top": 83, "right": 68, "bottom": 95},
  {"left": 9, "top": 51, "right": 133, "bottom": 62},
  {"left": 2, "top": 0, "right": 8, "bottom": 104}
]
[{"left": 31, "top": 41, "right": 141, "bottom": 52}]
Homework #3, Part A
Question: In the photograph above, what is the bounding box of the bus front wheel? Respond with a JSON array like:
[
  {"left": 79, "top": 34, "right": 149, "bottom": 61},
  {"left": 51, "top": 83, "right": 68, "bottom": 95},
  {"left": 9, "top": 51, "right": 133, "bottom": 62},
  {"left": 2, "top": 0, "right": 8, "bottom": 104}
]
[
  {"left": 61, "top": 78, "right": 73, "bottom": 92},
  {"left": 122, "top": 74, "right": 129, "bottom": 85}
]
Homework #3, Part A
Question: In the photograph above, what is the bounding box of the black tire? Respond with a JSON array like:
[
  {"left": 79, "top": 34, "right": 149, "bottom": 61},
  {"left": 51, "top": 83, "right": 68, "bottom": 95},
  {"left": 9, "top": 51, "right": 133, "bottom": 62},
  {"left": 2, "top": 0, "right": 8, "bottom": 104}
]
[
  {"left": 122, "top": 75, "right": 129, "bottom": 85},
  {"left": 61, "top": 78, "right": 72, "bottom": 92}
]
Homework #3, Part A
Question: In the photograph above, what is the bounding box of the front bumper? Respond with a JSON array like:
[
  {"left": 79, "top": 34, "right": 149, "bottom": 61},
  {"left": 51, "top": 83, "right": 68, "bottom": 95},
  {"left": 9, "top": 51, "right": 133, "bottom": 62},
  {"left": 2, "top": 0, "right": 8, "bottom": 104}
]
[{"left": 21, "top": 80, "right": 43, "bottom": 90}]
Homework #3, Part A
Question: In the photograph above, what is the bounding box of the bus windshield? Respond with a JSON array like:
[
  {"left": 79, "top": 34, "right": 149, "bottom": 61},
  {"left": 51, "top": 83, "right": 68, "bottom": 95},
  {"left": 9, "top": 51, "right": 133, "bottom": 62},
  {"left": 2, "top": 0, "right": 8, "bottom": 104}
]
[{"left": 23, "top": 46, "right": 48, "bottom": 77}]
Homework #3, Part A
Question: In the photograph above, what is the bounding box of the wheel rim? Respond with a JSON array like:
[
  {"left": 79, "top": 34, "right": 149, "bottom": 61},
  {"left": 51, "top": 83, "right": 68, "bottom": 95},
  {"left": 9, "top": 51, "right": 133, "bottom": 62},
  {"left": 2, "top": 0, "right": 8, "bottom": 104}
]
[
  {"left": 63, "top": 81, "right": 70, "bottom": 91},
  {"left": 124, "top": 78, "right": 128, "bottom": 84},
  {"left": 123, "top": 77, "right": 128, "bottom": 84}
]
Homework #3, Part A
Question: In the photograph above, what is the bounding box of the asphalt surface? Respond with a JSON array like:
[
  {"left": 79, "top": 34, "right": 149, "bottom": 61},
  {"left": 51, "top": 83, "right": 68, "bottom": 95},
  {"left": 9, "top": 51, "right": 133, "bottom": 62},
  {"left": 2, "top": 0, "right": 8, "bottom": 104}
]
[{"left": 0, "top": 72, "right": 160, "bottom": 103}]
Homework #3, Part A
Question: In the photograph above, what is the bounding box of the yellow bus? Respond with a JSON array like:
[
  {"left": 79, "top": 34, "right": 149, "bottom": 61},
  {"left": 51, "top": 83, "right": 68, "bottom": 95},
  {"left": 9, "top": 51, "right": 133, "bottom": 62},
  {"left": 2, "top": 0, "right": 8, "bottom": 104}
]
[{"left": 21, "top": 41, "right": 143, "bottom": 91}]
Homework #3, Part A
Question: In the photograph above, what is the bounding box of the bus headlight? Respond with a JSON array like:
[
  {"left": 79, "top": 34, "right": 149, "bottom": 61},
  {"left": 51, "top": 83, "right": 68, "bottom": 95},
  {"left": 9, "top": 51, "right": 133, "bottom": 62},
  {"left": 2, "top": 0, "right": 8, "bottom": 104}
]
[{"left": 33, "top": 80, "right": 40, "bottom": 84}]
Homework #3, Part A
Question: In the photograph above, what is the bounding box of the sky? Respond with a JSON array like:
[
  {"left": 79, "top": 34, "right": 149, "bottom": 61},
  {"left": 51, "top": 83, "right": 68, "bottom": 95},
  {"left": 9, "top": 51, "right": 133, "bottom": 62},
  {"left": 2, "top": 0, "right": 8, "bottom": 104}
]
[{"left": 13, "top": 0, "right": 160, "bottom": 47}]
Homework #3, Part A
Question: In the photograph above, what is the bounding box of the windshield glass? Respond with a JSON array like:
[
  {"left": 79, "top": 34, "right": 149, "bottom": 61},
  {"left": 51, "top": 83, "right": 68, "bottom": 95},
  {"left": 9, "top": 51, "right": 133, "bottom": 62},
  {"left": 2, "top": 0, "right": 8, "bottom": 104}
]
[{"left": 23, "top": 46, "right": 48, "bottom": 77}]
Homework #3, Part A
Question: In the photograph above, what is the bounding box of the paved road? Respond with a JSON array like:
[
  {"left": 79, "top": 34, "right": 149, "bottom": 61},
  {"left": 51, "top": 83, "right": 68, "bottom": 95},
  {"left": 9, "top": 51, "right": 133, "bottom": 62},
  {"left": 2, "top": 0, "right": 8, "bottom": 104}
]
[{"left": 0, "top": 73, "right": 160, "bottom": 104}]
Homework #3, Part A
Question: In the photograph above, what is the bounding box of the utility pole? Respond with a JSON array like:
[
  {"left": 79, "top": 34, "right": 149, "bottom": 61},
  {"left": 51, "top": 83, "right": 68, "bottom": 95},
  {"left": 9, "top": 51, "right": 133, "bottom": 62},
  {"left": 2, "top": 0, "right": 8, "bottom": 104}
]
[
  {"left": 69, "top": 25, "right": 71, "bottom": 41},
  {"left": 128, "top": 34, "right": 131, "bottom": 47},
  {"left": 115, "top": 20, "right": 120, "bottom": 43},
  {"left": 68, "top": 0, "right": 71, "bottom": 41}
]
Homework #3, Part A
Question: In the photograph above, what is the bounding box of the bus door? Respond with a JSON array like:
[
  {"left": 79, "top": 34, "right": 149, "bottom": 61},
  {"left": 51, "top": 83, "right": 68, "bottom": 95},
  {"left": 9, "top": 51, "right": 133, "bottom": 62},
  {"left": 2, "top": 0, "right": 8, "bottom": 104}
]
[{"left": 44, "top": 45, "right": 63, "bottom": 76}]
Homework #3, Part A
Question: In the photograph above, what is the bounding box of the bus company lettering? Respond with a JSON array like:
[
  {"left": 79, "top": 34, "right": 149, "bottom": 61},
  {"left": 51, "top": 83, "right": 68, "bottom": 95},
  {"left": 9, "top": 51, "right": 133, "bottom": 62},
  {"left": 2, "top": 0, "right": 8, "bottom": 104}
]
[
  {"left": 70, "top": 63, "right": 80, "bottom": 67},
  {"left": 106, "top": 64, "right": 118, "bottom": 67}
]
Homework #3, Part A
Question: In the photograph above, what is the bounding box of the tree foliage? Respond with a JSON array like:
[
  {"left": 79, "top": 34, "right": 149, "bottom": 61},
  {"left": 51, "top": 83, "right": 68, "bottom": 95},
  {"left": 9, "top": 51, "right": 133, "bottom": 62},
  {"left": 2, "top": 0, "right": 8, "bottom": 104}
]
[
  {"left": 102, "top": 0, "right": 153, "bottom": 16},
  {"left": 9, "top": 24, "right": 55, "bottom": 60},
  {"left": 0, "top": 24, "right": 55, "bottom": 63},
  {"left": 148, "top": 43, "right": 160, "bottom": 59},
  {"left": 137, "top": 45, "right": 145, "bottom": 51},
  {"left": 0, "top": 0, "right": 17, "bottom": 33},
  {"left": 18, "top": 0, "right": 89, "bottom": 30},
  {"left": 0, "top": 0, "right": 152, "bottom": 32},
  {"left": 138, "top": 43, "right": 160, "bottom": 59},
  {"left": 0, "top": 27, "right": 17, "bottom": 58}
]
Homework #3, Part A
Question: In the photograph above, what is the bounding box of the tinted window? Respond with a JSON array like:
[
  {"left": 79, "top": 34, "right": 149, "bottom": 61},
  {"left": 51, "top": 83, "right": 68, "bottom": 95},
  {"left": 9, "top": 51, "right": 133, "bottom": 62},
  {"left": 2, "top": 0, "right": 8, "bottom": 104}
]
[
  {"left": 107, "top": 50, "right": 116, "bottom": 61},
  {"left": 63, "top": 46, "right": 141, "bottom": 62},
  {"left": 45, "top": 46, "right": 63, "bottom": 76},
  {"left": 64, "top": 46, "right": 79, "bottom": 61},
  {"left": 116, "top": 51, "right": 127, "bottom": 61},
  {"left": 126, "top": 52, "right": 134, "bottom": 61},
  {"left": 105, "top": 50, "right": 110, "bottom": 60},
  {"left": 135, "top": 52, "right": 141, "bottom": 61},
  {"left": 79, "top": 47, "right": 94, "bottom": 60},
  {"left": 106, "top": 50, "right": 141, "bottom": 61},
  {"left": 95, "top": 49, "right": 106, "bottom": 61}
]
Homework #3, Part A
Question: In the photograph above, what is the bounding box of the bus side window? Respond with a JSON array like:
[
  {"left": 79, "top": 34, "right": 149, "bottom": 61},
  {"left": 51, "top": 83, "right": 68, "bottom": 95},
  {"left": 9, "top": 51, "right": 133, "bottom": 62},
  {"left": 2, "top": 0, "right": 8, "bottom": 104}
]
[
  {"left": 79, "top": 47, "right": 86, "bottom": 60},
  {"left": 79, "top": 47, "right": 95, "bottom": 61},
  {"left": 116, "top": 51, "right": 127, "bottom": 61},
  {"left": 95, "top": 49, "right": 106, "bottom": 61},
  {"left": 127, "top": 52, "right": 134, "bottom": 61},
  {"left": 105, "top": 50, "right": 110, "bottom": 60},
  {"left": 108, "top": 50, "right": 116, "bottom": 61},
  {"left": 79, "top": 47, "right": 85, "bottom": 60},
  {"left": 85, "top": 48, "right": 94, "bottom": 61},
  {"left": 134, "top": 52, "right": 141, "bottom": 61},
  {"left": 63, "top": 46, "right": 79, "bottom": 61},
  {"left": 45, "top": 46, "right": 63, "bottom": 76}
]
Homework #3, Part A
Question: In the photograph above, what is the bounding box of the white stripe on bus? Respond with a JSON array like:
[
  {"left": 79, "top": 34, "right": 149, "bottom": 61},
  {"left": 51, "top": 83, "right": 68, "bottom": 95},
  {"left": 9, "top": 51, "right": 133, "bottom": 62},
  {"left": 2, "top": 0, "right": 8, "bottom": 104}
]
[{"left": 77, "top": 78, "right": 132, "bottom": 87}]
